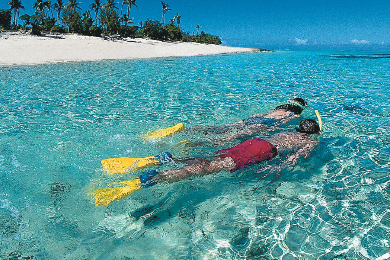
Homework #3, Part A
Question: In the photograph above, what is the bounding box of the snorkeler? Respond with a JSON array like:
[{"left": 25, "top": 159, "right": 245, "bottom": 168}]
[
  {"left": 145, "top": 98, "right": 307, "bottom": 142},
  {"left": 235, "top": 97, "right": 307, "bottom": 127},
  {"left": 190, "top": 97, "right": 308, "bottom": 143},
  {"left": 93, "top": 119, "right": 320, "bottom": 206},
  {"left": 153, "top": 118, "right": 319, "bottom": 182}
]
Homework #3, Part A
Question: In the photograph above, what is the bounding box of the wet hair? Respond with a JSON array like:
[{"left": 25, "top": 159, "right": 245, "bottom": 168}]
[
  {"left": 293, "top": 98, "right": 307, "bottom": 107},
  {"left": 296, "top": 119, "right": 320, "bottom": 134},
  {"left": 274, "top": 104, "right": 303, "bottom": 115}
]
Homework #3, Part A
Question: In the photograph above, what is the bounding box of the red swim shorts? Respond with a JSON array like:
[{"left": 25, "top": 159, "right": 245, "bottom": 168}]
[{"left": 216, "top": 138, "right": 277, "bottom": 172}]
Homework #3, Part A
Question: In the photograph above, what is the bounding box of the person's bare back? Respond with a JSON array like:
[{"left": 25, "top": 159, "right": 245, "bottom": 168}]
[{"left": 267, "top": 132, "right": 317, "bottom": 153}]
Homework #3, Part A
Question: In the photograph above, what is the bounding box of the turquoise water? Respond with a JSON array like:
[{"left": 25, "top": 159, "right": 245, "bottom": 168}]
[{"left": 0, "top": 51, "right": 390, "bottom": 259}]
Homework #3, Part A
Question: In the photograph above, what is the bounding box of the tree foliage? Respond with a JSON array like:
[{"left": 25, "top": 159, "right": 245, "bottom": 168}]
[
  {"left": 183, "top": 31, "right": 222, "bottom": 45},
  {"left": 8, "top": 0, "right": 24, "bottom": 26},
  {"left": 99, "top": 0, "right": 119, "bottom": 33},
  {"left": 161, "top": 1, "right": 171, "bottom": 26},
  {"left": 62, "top": 0, "right": 81, "bottom": 32},
  {"left": 0, "top": 9, "right": 12, "bottom": 29},
  {"left": 2, "top": 0, "right": 223, "bottom": 45}
]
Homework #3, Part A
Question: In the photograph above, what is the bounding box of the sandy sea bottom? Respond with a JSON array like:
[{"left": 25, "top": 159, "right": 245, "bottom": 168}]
[{"left": 0, "top": 51, "right": 390, "bottom": 259}]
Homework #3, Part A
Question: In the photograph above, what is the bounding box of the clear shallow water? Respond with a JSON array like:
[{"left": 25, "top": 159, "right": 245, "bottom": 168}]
[{"left": 0, "top": 51, "right": 389, "bottom": 259}]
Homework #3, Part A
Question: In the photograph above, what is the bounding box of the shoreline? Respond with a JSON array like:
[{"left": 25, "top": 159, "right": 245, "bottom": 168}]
[{"left": 0, "top": 31, "right": 270, "bottom": 66}]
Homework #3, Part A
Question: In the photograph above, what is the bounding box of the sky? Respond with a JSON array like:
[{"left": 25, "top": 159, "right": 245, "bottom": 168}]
[{"left": 2, "top": 0, "right": 390, "bottom": 50}]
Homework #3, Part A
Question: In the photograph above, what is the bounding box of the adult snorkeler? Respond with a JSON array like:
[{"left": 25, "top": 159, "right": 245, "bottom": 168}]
[{"left": 92, "top": 118, "right": 321, "bottom": 206}]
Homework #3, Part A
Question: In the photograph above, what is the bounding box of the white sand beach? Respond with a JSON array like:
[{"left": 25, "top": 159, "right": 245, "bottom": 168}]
[{"left": 0, "top": 32, "right": 263, "bottom": 66}]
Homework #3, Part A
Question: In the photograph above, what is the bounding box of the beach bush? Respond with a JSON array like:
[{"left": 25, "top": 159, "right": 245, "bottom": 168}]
[
  {"left": 50, "top": 25, "right": 66, "bottom": 33},
  {"left": 89, "top": 25, "right": 102, "bottom": 37},
  {"left": 31, "top": 25, "right": 41, "bottom": 35},
  {"left": 0, "top": 9, "right": 11, "bottom": 30},
  {"left": 118, "top": 25, "right": 138, "bottom": 38},
  {"left": 140, "top": 20, "right": 184, "bottom": 41},
  {"left": 140, "top": 20, "right": 164, "bottom": 40},
  {"left": 194, "top": 32, "right": 222, "bottom": 45},
  {"left": 165, "top": 23, "right": 182, "bottom": 41},
  {"left": 182, "top": 31, "right": 222, "bottom": 45},
  {"left": 43, "top": 18, "right": 56, "bottom": 32}
]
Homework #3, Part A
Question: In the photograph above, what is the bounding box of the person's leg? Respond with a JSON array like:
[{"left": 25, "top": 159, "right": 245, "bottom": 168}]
[
  {"left": 155, "top": 156, "right": 235, "bottom": 183},
  {"left": 188, "top": 123, "right": 243, "bottom": 135},
  {"left": 215, "top": 124, "right": 268, "bottom": 142}
]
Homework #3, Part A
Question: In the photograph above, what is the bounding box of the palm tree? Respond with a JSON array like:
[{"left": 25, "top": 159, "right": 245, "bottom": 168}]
[
  {"left": 121, "top": 13, "right": 133, "bottom": 26},
  {"left": 89, "top": 0, "right": 102, "bottom": 25},
  {"left": 8, "top": 0, "right": 25, "bottom": 26},
  {"left": 67, "top": 0, "right": 80, "bottom": 10},
  {"left": 171, "top": 13, "right": 181, "bottom": 27},
  {"left": 161, "top": 1, "right": 171, "bottom": 26},
  {"left": 120, "top": 0, "right": 137, "bottom": 25},
  {"left": 125, "top": 0, "right": 137, "bottom": 19},
  {"left": 100, "top": 0, "right": 119, "bottom": 33},
  {"left": 174, "top": 13, "right": 181, "bottom": 27},
  {"left": 53, "top": 0, "right": 64, "bottom": 23},
  {"left": 20, "top": 13, "right": 30, "bottom": 28},
  {"left": 62, "top": 0, "right": 81, "bottom": 32},
  {"left": 33, "top": 0, "right": 45, "bottom": 14},
  {"left": 82, "top": 10, "right": 91, "bottom": 26},
  {"left": 104, "top": 0, "right": 117, "bottom": 11},
  {"left": 196, "top": 25, "right": 200, "bottom": 35},
  {"left": 83, "top": 10, "right": 91, "bottom": 20},
  {"left": 32, "top": 0, "right": 46, "bottom": 27},
  {"left": 44, "top": 0, "right": 52, "bottom": 18}
]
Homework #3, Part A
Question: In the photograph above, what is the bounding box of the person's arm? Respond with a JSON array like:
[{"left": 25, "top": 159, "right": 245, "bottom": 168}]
[
  {"left": 257, "top": 141, "right": 317, "bottom": 178},
  {"left": 216, "top": 113, "right": 300, "bottom": 142},
  {"left": 276, "top": 113, "right": 300, "bottom": 125},
  {"left": 215, "top": 124, "right": 269, "bottom": 142}
]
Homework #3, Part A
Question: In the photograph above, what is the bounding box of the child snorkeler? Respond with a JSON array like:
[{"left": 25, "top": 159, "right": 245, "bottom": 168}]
[{"left": 190, "top": 97, "right": 308, "bottom": 142}]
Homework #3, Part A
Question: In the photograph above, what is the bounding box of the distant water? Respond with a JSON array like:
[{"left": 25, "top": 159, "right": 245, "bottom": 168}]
[{"left": 0, "top": 51, "right": 389, "bottom": 259}]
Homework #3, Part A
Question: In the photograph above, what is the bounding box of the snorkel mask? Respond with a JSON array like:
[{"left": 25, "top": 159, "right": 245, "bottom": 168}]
[{"left": 289, "top": 99, "right": 307, "bottom": 110}]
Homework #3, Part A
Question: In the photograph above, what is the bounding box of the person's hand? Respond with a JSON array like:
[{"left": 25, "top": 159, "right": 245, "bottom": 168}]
[{"left": 257, "top": 164, "right": 282, "bottom": 178}]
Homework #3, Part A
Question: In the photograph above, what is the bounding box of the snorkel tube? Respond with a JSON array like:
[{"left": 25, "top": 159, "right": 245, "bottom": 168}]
[{"left": 315, "top": 110, "right": 323, "bottom": 132}]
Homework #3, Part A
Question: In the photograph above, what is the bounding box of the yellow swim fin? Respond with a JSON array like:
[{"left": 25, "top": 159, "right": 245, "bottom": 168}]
[
  {"left": 92, "top": 178, "right": 142, "bottom": 206},
  {"left": 92, "top": 170, "right": 159, "bottom": 206},
  {"left": 101, "top": 152, "right": 172, "bottom": 174},
  {"left": 146, "top": 123, "right": 185, "bottom": 140}
]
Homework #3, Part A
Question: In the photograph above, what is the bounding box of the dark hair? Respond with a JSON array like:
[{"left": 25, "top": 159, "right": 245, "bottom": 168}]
[
  {"left": 274, "top": 104, "right": 303, "bottom": 115},
  {"left": 293, "top": 98, "right": 307, "bottom": 106},
  {"left": 296, "top": 119, "right": 320, "bottom": 134}
]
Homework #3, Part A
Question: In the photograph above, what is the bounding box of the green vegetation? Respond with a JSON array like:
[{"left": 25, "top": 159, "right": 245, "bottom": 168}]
[
  {"left": 0, "top": 9, "right": 12, "bottom": 29},
  {"left": 0, "top": 0, "right": 222, "bottom": 45}
]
